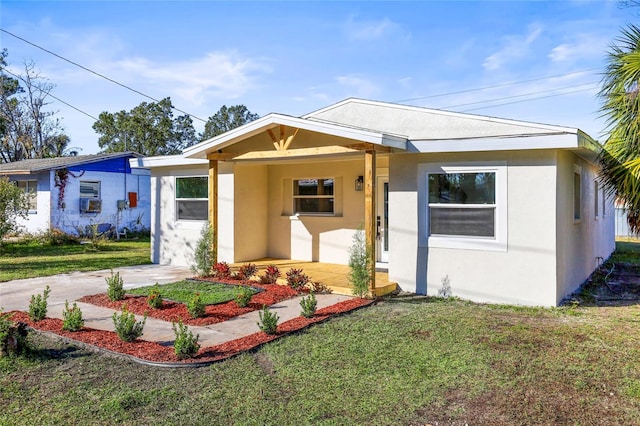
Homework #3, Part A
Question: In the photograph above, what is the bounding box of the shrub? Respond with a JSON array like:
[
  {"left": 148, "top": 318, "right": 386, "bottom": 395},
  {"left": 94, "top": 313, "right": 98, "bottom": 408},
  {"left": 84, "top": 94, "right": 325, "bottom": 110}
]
[
  {"left": 112, "top": 305, "right": 146, "bottom": 342},
  {"left": 213, "top": 261, "right": 231, "bottom": 279},
  {"left": 260, "top": 264, "right": 281, "bottom": 284},
  {"left": 39, "top": 228, "right": 80, "bottom": 246},
  {"left": 286, "top": 268, "right": 310, "bottom": 290},
  {"left": 300, "top": 292, "right": 317, "bottom": 318},
  {"left": 172, "top": 320, "right": 200, "bottom": 359},
  {"left": 235, "top": 286, "right": 253, "bottom": 308},
  {"left": 308, "top": 281, "right": 332, "bottom": 294},
  {"left": 28, "top": 285, "right": 51, "bottom": 322},
  {"left": 348, "top": 228, "right": 371, "bottom": 297},
  {"left": 62, "top": 300, "right": 84, "bottom": 331},
  {"left": 191, "top": 223, "right": 215, "bottom": 277},
  {"left": 106, "top": 270, "right": 126, "bottom": 302},
  {"left": 0, "top": 310, "right": 28, "bottom": 357},
  {"left": 258, "top": 305, "right": 279, "bottom": 335},
  {"left": 187, "top": 292, "right": 206, "bottom": 318},
  {"left": 237, "top": 263, "right": 258, "bottom": 281},
  {"left": 147, "top": 283, "right": 163, "bottom": 309}
]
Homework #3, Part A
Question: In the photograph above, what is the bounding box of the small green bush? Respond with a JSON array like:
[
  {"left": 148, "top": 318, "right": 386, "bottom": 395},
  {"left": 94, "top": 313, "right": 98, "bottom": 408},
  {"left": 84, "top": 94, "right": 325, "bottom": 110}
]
[
  {"left": 258, "top": 305, "right": 279, "bottom": 335},
  {"left": 172, "top": 320, "right": 200, "bottom": 359},
  {"left": 235, "top": 286, "right": 253, "bottom": 308},
  {"left": 106, "top": 270, "right": 126, "bottom": 302},
  {"left": 112, "top": 305, "right": 146, "bottom": 342},
  {"left": 147, "top": 283, "right": 163, "bottom": 309},
  {"left": 62, "top": 300, "right": 84, "bottom": 331},
  {"left": 191, "top": 223, "right": 215, "bottom": 277},
  {"left": 0, "top": 310, "right": 28, "bottom": 357},
  {"left": 28, "top": 285, "right": 51, "bottom": 322},
  {"left": 187, "top": 293, "right": 206, "bottom": 318},
  {"left": 286, "top": 268, "right": 310, "bottom": 290},
  {"left": 348, "top": 228, "right": 371, "bottom": 297},
  {"left": 300, "top": 292, "right": 317, "bottom": 318}
]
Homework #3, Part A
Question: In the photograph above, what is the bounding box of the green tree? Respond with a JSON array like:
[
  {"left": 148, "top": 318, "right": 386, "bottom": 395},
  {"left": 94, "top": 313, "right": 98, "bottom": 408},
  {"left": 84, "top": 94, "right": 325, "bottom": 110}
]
[
  {"left": 199, "top": 105, "right": 259, "bottom": 141},
  {"left": 0, "top": 52, "right": 71, "bottom": 163},
  {"left": 93, "top": 97, "right": 196, "bottom": 156},
  {"left": 0, "top": 176, "right": 28, "bottom": 244},
  {"left": 599, "top": 24, "right": 640, "bottom": 233}
]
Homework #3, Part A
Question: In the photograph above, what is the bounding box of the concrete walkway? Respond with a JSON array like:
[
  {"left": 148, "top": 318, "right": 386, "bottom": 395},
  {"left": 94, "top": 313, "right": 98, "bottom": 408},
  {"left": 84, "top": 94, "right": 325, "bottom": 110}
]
[{"left": 0, "top": 265, "right": 354, "bottom": 347}]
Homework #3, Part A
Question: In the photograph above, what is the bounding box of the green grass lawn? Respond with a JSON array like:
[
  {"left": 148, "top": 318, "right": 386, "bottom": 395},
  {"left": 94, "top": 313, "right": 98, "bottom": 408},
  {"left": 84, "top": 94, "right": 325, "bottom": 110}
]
[
  {"left": 127, "top": 280, "right": 256, "bottom": 305},
  {"left": 0, "top": 238, "right": 152, "bottom": 282},
  {"left": 1, "top": 241, "right": 639, "bottom": 424}
]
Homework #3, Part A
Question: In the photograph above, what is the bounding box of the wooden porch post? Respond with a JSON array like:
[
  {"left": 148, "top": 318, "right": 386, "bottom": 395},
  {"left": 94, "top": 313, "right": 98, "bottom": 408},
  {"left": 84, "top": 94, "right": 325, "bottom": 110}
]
[
  {"left": 364, "top": 149, "right": 376, "bottom": 291},
  {"left": 208, "top": 159, "right": 218, "bottom": 263}
]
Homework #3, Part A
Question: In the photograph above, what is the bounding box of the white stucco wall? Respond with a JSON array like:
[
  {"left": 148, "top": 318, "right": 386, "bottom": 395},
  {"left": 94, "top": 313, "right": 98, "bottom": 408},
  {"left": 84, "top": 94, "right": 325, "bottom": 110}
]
[
  {"left": 266, "top": 158, "right": 370, "bottom": 264},
  {"left": 12, "top": 172, "right": 51, "bottom": 234},
  {"left": 555, "top": 151, "right": 616, "bottom": 303},
  {"left": 389, "top": 150, "right": 561, "bottom": 306}
]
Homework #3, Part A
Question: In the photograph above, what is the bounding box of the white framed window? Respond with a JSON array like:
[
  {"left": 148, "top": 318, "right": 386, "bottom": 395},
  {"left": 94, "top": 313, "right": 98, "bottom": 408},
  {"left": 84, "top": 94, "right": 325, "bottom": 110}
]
[
  {"left": 293, "top": 178, "right": 334, "bottom": 215},
  {"left": 16, "top": 180, "right": 37, "bottom": 211},
  {"left": 594, "top": 180, "right": 600, "bottom": 219},
  {"left": 175, "top": 176, "right": 208, "bottom": 221},
  {"left": 573, "top": 165, "right": 582, "bottom": 223},
  {"left": 421, "top": 162, "right": 507, "bottom": 252},
  {"left": 80, "top": 181, "right": 100, "bottom": 199}
]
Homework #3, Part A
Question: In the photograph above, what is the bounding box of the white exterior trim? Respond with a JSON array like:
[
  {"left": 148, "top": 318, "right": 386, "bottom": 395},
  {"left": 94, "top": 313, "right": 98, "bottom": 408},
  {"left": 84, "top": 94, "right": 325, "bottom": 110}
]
[{"left": 418, "top": 161, "right": 508, "bottom": 252}]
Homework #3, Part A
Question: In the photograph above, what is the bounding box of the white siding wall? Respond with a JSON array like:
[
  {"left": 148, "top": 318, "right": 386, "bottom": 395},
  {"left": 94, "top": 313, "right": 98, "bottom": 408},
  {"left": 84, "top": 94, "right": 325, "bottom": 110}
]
[{"left": 12, "top": 172, "right": 52, "bottom": 234}]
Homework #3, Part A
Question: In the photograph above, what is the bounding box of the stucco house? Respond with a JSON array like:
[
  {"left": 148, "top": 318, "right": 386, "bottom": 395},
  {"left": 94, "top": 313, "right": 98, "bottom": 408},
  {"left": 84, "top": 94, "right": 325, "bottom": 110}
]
[
  {"left": 131, "top": 99, "right": 615, "bottom": 306},
  {"left": 0, "top": 152, "right": 151, "bottom": 236}
]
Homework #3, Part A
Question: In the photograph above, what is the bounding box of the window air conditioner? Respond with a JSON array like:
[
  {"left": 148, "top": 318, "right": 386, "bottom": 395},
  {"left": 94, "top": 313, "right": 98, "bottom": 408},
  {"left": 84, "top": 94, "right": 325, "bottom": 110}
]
[{"left": 80, "top": 198, "right": 102, "bottom": 213}]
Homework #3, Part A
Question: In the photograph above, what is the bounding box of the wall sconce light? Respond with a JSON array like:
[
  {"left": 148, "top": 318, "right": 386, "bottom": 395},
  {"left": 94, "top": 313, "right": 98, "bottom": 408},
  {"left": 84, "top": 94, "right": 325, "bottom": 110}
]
[{"left": 355, "top": 175, "right": 364, "bottom": 192}]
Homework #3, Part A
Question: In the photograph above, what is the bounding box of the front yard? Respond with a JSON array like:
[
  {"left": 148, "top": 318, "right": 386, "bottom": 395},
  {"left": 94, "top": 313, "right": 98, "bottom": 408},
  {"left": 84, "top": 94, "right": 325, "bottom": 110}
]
[{"left": 1, "top": 240, "right": 640, "bottom": 424}]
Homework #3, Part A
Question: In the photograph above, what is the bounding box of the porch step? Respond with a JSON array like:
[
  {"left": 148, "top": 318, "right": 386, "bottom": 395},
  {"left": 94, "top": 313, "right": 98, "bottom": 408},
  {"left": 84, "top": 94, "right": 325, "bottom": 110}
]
[{"left": 326, "top": 281, "right": 398, "bottom": 298}]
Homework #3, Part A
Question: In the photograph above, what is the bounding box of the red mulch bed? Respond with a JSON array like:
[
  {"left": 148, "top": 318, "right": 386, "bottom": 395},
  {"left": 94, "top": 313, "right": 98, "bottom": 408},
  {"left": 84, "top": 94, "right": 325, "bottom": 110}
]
[
  {"left": 78, "top": 281, "right": 300, "bottom": 326},
  {"left": 7, "top": 297, "right": 373, "bottom": 365}
]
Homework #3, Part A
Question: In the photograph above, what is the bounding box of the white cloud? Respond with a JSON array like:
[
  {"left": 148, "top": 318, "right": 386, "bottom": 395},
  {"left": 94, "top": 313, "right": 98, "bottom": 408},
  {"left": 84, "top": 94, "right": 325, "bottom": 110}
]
[
  {"left": 114, "top": 51, "right": 271, "bottom": 106},
  {"left": 483, "top": 23, "right": 544, "bottom": 71},
  {"left": 548, "top": 33, "right": 608, "bottom": 63},
  {"left": 335, "top": 74, "right": 380, "bottom": 98},
  {"left": 345, "top": 16, "right": 404, "bottom": 41}
]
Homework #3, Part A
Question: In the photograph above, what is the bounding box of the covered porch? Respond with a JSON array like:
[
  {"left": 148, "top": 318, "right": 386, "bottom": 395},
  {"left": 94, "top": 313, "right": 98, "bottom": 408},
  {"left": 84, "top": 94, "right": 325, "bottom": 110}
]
[
  {"left": 230, "top": 258, "right": 397, "bottom": 297},
  {"left": 183, "top": 113, "right": 407, "bottom": 296}
]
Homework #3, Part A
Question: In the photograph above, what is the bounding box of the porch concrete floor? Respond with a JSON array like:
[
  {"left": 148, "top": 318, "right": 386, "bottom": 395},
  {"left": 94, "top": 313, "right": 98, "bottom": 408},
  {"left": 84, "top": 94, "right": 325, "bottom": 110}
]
[{"left": 231, "top": 259, "right": 398, "bottom": 297}]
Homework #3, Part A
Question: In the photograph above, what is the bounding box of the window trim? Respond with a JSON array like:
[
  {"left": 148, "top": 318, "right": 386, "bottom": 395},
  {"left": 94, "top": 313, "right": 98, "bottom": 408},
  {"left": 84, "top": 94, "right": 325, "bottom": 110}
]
[
  {"left": 419, "top": 162, "right": 507, "bottom": 252},
  {"left": 79, "top": 180, "right": 101, "bottom": 199},
  {"left": 292, "top": 177, "right": 335, "bottom": 216},
  {"left": 573, "top": 165, "right": 582, "bottom": 224},
  {"left": 175, "top": 175, "right": 209, "bottom": 222},
  {"left": 16, "top": 180, "right": 37, "bottom": 212},
  {"left": 594, "top": 179, "right": 600, "bottom": 220}
]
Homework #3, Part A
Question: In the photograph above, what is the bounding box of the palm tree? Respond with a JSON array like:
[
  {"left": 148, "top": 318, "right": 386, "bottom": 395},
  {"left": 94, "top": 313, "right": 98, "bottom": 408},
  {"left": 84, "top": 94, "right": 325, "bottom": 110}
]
[{"left": 599, "top": 24, "right": 640, "bottom": 233}]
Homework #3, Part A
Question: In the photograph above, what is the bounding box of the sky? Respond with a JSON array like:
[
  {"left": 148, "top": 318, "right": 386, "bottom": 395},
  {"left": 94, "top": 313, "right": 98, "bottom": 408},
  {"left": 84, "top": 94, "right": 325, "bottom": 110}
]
[{"left": 0, "top": 1, "right": 636, "bottom": 155}]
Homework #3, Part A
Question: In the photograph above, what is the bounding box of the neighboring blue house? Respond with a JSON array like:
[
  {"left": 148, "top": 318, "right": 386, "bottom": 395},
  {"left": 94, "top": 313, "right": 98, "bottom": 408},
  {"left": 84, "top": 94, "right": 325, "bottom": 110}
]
[{"left": 0, "top": 152, "right": 151, "bottom": 236}]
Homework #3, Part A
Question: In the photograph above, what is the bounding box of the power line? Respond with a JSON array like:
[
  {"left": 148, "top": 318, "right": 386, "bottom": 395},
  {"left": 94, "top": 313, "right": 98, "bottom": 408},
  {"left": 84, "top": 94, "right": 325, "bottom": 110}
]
[
  {"left": 459, "top": 86, "right": 597, "bottom": 113},
  {"left": 2, "top": 67, "right": 99, "bottom": 121},
  {"left": 440, "top": 81, "right": 599, "bottom": 110},
  {"left": 395, "top": 68, "right": 600, "bottom": 103},
  {"left": 1, "top": 28, "right": 207, "bottom": 123}
]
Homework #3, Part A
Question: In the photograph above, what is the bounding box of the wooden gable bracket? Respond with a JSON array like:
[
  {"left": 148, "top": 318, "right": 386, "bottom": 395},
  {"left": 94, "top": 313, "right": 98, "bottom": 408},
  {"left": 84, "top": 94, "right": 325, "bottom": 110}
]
[{"left": 267, "top": 125, "right": 300, "bottom": 151}]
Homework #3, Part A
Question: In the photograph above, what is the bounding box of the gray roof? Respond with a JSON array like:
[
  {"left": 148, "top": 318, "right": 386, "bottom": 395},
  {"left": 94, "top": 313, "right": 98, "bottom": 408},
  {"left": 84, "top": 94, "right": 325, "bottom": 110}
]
[{"left": 0, "top": 152, "right": 141, "bottom": 175}]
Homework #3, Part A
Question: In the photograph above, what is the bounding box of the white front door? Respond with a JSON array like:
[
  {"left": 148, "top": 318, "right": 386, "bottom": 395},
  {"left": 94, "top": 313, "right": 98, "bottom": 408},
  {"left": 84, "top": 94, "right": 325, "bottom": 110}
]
[{"left": 376, "top": 176, "right": 389, "bottom": 263}]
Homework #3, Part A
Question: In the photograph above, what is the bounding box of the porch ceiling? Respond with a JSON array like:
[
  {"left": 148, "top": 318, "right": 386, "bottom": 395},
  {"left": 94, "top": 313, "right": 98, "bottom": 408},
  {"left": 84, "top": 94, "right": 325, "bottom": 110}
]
[{"left": 183, "top": 113, "right": 407, "bottom": 161}]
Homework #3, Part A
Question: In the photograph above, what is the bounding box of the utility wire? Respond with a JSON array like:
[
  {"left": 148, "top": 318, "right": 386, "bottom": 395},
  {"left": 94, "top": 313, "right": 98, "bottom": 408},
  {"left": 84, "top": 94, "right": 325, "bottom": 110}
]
[
  {"left": 3, "top": 67, "right": 99, "bottom": 121},
  {"left": 459, "top": 86, "right": 597, "bottom": 113},
  {"left": 440, "top": 81, "right": 599, "bottom": 110},
  {"left": 396, "top": 68, "right": 600, "bottom": 103},
  {"left": 1, "top": 28, "right": 207, "bottom": 122}
]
